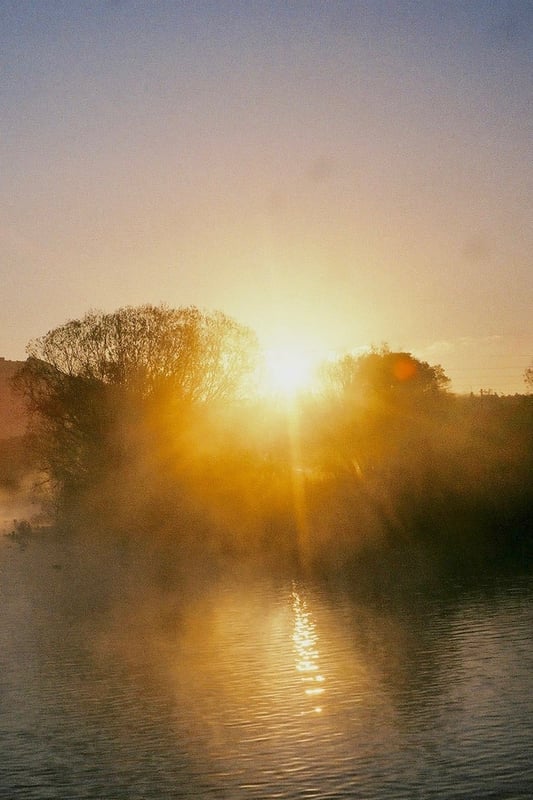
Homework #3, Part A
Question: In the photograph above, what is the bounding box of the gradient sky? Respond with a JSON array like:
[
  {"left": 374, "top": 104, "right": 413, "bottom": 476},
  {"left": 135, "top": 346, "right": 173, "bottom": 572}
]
[{"left": 1, "top": 1, "right": 532, "bottom": 393}]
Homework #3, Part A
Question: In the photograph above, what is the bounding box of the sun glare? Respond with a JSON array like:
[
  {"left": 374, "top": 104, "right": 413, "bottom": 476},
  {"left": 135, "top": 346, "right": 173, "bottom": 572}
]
[{"left": 261, "top": 346, "right": 317, "bottom": 399}]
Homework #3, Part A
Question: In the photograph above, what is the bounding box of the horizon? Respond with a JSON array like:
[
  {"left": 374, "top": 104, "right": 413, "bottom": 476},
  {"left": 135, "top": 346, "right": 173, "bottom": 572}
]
[{"left": 0, "top": 337, "right": 530, "bottom": 398}]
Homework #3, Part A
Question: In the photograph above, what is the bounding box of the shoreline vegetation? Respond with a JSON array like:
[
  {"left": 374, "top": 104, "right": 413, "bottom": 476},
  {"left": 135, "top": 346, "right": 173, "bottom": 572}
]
[{"left": 1, "top": 304, "right": 532, "bottom": 595}]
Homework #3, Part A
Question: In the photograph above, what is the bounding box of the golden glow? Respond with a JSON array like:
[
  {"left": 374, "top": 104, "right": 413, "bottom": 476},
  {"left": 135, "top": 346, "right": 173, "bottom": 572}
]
[
  {"left": 292, "top": 586, "right": 325, "bottom": 713},
  {"left": 260, "top": 346, "right": 317, "bottom": 399}
]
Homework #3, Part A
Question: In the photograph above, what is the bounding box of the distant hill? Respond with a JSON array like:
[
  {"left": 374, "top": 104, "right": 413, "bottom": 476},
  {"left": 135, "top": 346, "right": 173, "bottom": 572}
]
[{"left": 0, "top": 358, "right": 27, "bottom": 438}]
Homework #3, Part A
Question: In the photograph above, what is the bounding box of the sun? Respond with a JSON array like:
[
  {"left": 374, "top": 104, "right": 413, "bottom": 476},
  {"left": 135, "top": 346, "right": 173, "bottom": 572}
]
[{"left": 260, "top": 346, "right": 317, "bottom": 399}]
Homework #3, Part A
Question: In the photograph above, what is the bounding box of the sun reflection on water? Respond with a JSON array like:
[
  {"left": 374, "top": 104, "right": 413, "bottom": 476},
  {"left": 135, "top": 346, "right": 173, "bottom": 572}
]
[{"left": 292, "top": 585, "right": 325, "bottom": 714}]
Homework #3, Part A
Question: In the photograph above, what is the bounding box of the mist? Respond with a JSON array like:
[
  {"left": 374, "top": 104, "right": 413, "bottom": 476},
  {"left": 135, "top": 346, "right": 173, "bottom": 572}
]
[{"left": 3, "top": 336, "right": 532, "bottom": 596}]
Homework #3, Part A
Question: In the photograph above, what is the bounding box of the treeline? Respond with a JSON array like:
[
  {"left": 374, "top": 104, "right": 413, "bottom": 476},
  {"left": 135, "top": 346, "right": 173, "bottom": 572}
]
[{"left": 7, "top": 304, "right": 533, "bottom": 582}]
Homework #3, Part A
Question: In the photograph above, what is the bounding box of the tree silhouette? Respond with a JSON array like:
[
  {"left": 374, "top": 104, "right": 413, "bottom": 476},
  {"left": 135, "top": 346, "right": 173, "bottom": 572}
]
[
  {"left": 525, "top": 363, "right": 533, "bottom": 394},
  {"left": 320, "top": 346, "right": 450, "bottom": 405},
  {"left": 14, "top": 305, "right": 258, "bottom": 502}
]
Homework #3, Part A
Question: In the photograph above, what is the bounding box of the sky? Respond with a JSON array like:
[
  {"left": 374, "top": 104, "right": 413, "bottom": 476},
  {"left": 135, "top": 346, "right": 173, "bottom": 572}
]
[{"left": 1, "top": 0, "right": 532, "bottom": 393}]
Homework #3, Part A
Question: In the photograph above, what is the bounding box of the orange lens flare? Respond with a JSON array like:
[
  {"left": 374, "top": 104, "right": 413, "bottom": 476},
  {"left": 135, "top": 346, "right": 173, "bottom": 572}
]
[{"left": 393, "top": 356, "right": 417, "bottom": 382}]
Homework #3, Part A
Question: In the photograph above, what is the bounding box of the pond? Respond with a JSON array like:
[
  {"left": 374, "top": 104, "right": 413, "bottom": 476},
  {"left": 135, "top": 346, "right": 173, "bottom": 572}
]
[{"left": 1, "top": 533, "right": 531, "bottom": 798}]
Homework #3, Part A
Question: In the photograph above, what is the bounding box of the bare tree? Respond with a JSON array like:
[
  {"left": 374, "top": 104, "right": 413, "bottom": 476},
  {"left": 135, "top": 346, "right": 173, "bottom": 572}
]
[{"left": 14, "top": 305, "right": 258, "bottom": 500}]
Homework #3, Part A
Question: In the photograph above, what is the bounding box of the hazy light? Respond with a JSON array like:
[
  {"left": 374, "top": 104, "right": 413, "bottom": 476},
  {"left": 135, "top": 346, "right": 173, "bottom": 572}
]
[{"left": 259, "top": 346, "right": 318, "bottom": 399}]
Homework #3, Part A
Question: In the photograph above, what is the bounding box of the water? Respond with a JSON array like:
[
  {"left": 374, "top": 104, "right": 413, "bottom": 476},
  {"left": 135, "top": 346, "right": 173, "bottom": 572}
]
[{"left": 1, "top": 534, "right": 532, "bottom": 799}]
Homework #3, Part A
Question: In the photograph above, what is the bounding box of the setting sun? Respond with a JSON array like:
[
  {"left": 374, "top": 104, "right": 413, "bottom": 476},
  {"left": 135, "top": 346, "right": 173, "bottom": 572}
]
[{"left": 260, "top": 346, "right": 318, "bottom": 399}]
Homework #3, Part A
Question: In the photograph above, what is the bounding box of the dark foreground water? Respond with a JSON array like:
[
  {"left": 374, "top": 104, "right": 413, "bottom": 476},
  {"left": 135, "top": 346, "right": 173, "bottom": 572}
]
[{"left": 1, "top": 534, "right": 532, "bottom": 799}]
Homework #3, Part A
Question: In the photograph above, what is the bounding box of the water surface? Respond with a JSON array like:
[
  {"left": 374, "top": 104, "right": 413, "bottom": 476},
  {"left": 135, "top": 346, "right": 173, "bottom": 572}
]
[{"left": 1, "top": 535, "right": 531, "bottom": 798}]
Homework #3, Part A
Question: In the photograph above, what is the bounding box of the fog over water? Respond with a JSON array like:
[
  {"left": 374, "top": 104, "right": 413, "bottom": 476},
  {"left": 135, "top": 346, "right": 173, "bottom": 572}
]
[{"left": 1, "top": 531, "right": 531, "bottom": 799}]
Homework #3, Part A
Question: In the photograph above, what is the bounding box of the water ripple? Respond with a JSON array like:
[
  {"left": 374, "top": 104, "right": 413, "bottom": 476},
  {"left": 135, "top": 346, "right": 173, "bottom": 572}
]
[{"left": 1, "top": 539, "right": 531, "bottom": 798}]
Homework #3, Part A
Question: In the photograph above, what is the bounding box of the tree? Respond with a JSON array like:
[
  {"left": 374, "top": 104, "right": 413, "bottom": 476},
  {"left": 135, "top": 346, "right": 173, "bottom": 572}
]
[
  {"left": 313, "top": 346, "right": 451, "bottom": 483},
  {"left": 19, "top": 305, "right": 257, "bottom": 402},
  {"left": 320, "top": 346, "right": 450, "bottom": 405},
  {"left": 525, "top": 363, "right": 533, "bottom": 394},
  {"left": 14, "top": 305, "right": 259, "bottom": 501}
]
